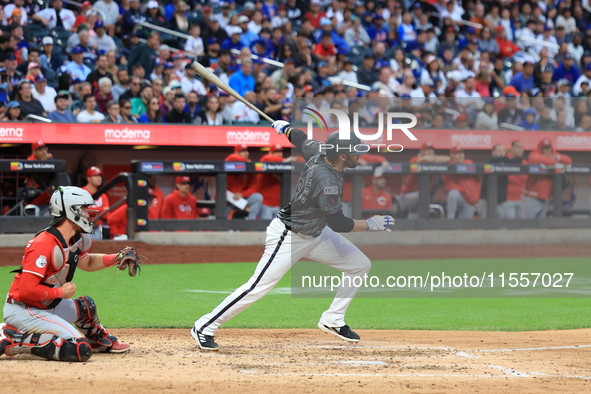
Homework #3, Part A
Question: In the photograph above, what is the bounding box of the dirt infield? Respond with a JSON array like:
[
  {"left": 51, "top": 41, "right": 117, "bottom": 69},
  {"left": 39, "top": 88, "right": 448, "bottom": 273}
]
[
  {"left": 1, "top": 328, "right": 590, "bottom": 393},
  {"left": 1, "top": 243, "right": 590, "bottom": 392},
  {"left": 1, "top": 242, "right": 591, "bottom": 266}
]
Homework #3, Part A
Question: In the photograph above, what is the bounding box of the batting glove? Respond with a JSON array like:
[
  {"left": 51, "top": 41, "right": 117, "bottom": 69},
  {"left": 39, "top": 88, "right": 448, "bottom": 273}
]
[
  {"left": 272, "top": 120, "right": 291, "bottom": 135},
  {"left": 366, "top": 215, "right": 395, "bottom": 232}
]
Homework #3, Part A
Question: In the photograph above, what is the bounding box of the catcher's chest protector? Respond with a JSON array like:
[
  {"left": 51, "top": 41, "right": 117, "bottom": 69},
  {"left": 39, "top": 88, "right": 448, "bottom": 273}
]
[{"left": 39, "top": 228, "right": 92, "bottom": 308}]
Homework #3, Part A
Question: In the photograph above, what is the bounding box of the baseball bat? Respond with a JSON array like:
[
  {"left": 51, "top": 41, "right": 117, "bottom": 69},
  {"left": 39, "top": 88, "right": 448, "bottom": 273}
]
[{"left": 190, "top": 61, "right": 276, "bottom": 123}]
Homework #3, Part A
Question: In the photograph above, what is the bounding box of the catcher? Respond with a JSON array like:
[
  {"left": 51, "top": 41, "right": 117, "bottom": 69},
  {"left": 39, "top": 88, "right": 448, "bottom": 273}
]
[{"left": 0, "top": 186, "right": 142, "bottom": 362}]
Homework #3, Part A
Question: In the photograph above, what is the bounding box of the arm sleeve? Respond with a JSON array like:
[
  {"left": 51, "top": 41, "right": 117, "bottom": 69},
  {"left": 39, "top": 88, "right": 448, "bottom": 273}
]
[
  {"left": 325, "top": 209, "right": 355, "bottom": 232},
  {"left": 528, "top": 151, "right": 560, "bottom": 166},
  {"left": 556, "top": 152, "right": 572, "bottom": 165},
  {"left": 287, "top": 127, "right": 308, "bottom": 151},
  {"left": 19, "top": 273, "right": 64, "bottom": 303}
]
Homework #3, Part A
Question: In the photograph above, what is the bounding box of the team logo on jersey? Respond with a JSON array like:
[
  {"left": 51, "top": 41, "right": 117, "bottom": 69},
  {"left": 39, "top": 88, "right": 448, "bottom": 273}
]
[
  {"left": 35, "top": 255, "right": 48, "bottom": 268},
  {"left": 324, "top": 186, "right": 339, "bottom": 195}
]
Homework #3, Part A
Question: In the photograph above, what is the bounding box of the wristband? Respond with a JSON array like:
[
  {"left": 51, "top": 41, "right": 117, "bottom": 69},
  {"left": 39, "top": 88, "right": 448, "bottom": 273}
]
[{"left": 102, "top": 254, "right": 117, "bottom": 268}]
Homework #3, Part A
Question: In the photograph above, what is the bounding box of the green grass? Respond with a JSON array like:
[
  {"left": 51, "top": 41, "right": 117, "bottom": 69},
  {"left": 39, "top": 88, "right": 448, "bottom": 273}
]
[{"left": 1, "top": 259, "right": 590, "bottom": 331}]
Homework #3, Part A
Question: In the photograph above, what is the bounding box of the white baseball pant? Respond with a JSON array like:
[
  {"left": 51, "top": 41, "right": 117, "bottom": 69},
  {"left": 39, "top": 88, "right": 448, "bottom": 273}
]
[{"left": 195, "top": 217, "right": 371, "bottom": 336}]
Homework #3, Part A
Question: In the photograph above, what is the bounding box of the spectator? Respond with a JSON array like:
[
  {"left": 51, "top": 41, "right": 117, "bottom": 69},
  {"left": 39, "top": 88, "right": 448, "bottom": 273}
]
[
  {"left": 16, "top": 48, "right": 39, "bottom": 75},
  {"left": 39, "top": 37, "right": 62, "bottom": 73},
  {"left": 194, "top": 95, "right": 222, "bottom": 125},
  {"left": 122, "top": 0, "right": 146, "bottom": 37},
  {"left": 181, "top": 64, "right": 206, "bottom": 96},
  {"left": 184, "top": 91, "right": 200, "bottom": 121},
  {"left": 509, "top": 61, "right": 535, "bottom": 93},
  {"left": 475, "top": 99, "right": 498, "bottom": 130},
  {"left": 70, "top": 81, "right": 91, "bottom": 113},
  {"left": 16, "top": 80, "right": 46, "bottom": 117},
  {"left": 161, "top": 176, "right": 197, "bottom": 219},
  {"left": 170, "top": 1, "right": 189, "bottom": 34},
  {"left": 131, "top": 85, "right": 153, "bottom": 117},
  {"left": 127, "top": 31, "right": 160, "bottom": 76},
  {"left": 524, "top": 139, "right": 572, "bottom": 218},
  {"left": 361, "top": 166, "right": 392, "bottom": 214},
  {"left": 32, "top": 75, "right": 57, "bottom": 113},
  {"left": 119, "top": 98, "right": 138, "bottom": 123},
  {"left": 577, "top": 114, "right": 591, "bottom": 132},
  {"left": 537, "top": 106, "right": 557, "bottom": 130},
  {"left": 94, "top": 77, "right": 114, "bottom": 114},
  {"left": 93, "top": 0, "right": 120, "bottom": 36},
  {"left": 356, "top": 54, "right": 378, "bottom": 87},
  {"left": 5, "top": 52, "right": 23, "bottom": 92},
  {"left": 31, "top": 0, "right": 75, "bottom": 30},
  {"left": 152, "top": 78, "right": 164, "bottom": 101},
  {"left": 120, "top": 76, "right": 141, "bottom": 101},
  {"left": 2, "top": 101, "right": 22, "bottom": 120},
  {"left": 48, "top": 91, "right": 77, "bottom": 122},
  {"left": 72, "top": 29, "right": 97, "bottom": 66},
  {"left": 271, "top": 58, "right": 295, "bottom": 92},
  {"left": 255, "top": 144, "right": 284, "bottom": 220},
  {"left": 554, "top": 54, "right": 581, "bottom": 86},
  {"left": 225, "top": 145, "right": 263, "bottom": 219},
  {"left": 398, "top": 142, "right": 450, "bottom": 218},
  {"left": 495, "top": 25, "right": 520, "bottom": 60},
  {"left": 101, "top": 99, "right": 124, "bottom": 123},
  {"left": 498, "top": 91, "right": 523, "bottom": 126},
  {"left": 314, "top": 32, "right": 337, "bottom": 63},
  {"left": 65, "top": 45, "right": 92, "bottom": 81},
  {"left": 304, "top": 0, "right": 325, "bottom": 29},
  {"left": 89, "top": 20, "right": 117, "bottom": 53},
  {"left": 184, "top": 24, "right": 205, "bottom": 57},
  {"left": 519, "top": 108, "right": 540, "bottom": 130},
  {"left": 232, "top": 91, "right": 260, "bottom": 123},
  {"left": 111, "top": 69, "right": 130, "bottom": 101},
  {"left": 4, "top": 0, "right": 27, "bottom": 25},
  {"left": 77, "top": 93, "right": 105, "bottom": 123},
  {"left": 573, "top": 64, "right": 591, "bottom": 96},
  {"left": 160, "top": 86, "right": 174, "bottom": 116},
  {"left": 443, "top": 147, "right": 481, "bottom": 219},
  {"left": 164, "top": 93, "right": 191, "bottom": 123},
  {"left": 25, "top": 62, "right": 42, "bottom": 84},
  {"left": 138, "top": 97, "right": 163, "bottom": 123},
  {"left": 221, "top": 25, "right": 244, "bottom": 51},
  {"left": 229, "top": 58, "right": 255, "bottom": 97}
]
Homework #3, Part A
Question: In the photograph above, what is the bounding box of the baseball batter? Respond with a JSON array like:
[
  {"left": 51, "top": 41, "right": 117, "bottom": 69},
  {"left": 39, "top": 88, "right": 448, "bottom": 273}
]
[
  {"left": 0, "top": 187, "right": 142, "bottom": 362},
  {"left": 192, "top": 121, "right": 394, "bottom": 350}
]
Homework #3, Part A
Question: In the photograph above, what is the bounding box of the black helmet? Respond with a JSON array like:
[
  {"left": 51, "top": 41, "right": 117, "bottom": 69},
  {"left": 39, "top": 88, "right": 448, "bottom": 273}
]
[{"left": 323, "top": 131, "right": 368, "bottom": 160}]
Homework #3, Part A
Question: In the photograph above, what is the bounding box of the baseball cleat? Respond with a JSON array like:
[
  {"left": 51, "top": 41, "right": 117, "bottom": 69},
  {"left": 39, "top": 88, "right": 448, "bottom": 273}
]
[
  {"left": 192, "top": 327, "right": 219, "bottom": 351},
  {"left": 318, "top": 323, "right": 360, "bottom": 342},
  {"left": 91, "top": 339, "right": 131, "bottom": 354}
]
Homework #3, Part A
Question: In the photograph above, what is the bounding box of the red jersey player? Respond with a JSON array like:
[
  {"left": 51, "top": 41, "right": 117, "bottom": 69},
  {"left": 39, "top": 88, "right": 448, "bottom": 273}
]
[
  {"left": 0, "top": 187, "right": 136, "bottom": 362},
  {"left": 257, "top": 144, "right": 285, "bottom": 220},
  {"left": 161, "top": 176, "right": 198, "bottom": 219},
  {"left": 81, "top": 166, "right": 110, "bottom": 238},
  {"left": 361, "top": 166, "right": 393, "bottom": 214}
]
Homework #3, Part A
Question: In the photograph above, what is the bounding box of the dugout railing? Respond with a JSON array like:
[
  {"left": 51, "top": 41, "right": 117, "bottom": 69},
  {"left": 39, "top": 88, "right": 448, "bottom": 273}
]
[
  {"left": 127, "top": 160, "right": 591, "bottom": 237},
  {"left": 0, "top": 159, "right": 69, "bottom": 233}
]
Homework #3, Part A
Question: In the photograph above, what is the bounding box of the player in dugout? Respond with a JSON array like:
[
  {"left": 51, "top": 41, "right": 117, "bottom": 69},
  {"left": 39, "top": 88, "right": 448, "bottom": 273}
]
[
  {"left": 361, "top": 166, "right": 393, "bottom": 215},
  {"left": 107, "top": 187, "right": 161, "bottom": 239},
  {"left": 257, "top": 143, "right": 285, "bottom": 220},
  {"left": 81, "top": 166, "right": 110, "bottom": 239},
  {"left": 225, "top": 144, "right": 263, "bottom": 219},
  {"left": 398, "top": 142, "right": 450, "bottom": 219},
  {"left": 443, "top": 146, "right": 482, "bottom": 219},
  {"left": 523, "top": 139, "right": 572, "bottom": 219},
  {"left": 161, "top": 176, "right": 198, "bottom": 219}
]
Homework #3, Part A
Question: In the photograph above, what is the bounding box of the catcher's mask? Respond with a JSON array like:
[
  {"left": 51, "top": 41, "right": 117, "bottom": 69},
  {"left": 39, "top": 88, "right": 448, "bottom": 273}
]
[{"left": 49, "top": 186, "right": 99, "bottom": 233}]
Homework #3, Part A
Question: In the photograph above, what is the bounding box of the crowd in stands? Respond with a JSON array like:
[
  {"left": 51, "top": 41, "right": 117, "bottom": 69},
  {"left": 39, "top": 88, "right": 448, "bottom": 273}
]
[{"left": 0, "top": 0, "right": 590, "bottom": 129}]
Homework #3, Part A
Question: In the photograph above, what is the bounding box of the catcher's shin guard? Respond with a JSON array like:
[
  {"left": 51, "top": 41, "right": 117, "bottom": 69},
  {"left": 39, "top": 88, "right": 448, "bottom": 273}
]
[
  {"left": 74, "top": 296, "right": 115, "bottom": 347},
  {"left": 1, "top": 324, "right": 92, "bottom": 362}
]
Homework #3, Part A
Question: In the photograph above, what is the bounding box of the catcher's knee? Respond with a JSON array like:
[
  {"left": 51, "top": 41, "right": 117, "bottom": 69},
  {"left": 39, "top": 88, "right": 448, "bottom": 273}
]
[
  {"left": 74, "top": 295, "right": 98, "bottom": 323},
  {"left": 30, "top": 337, "right": 92, "bottom": 362},
  {"left": 58, "top": 338, "right": 93, "bottom": 362}
]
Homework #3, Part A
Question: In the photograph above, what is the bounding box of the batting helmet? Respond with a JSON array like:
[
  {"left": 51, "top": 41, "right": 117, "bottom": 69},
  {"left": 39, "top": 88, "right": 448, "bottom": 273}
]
[{"left": 323, "top": 131, "right": 368, "bottom": 160}]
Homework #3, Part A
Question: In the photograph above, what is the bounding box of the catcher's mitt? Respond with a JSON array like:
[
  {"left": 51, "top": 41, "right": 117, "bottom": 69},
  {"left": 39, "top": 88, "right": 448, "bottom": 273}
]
[{"left": 115, "top": 246, "right": 144, "bottom": 277}]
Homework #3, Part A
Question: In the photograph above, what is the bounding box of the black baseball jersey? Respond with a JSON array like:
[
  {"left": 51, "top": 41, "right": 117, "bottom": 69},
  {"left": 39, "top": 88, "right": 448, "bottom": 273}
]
[{"left": 278, "top": 138, "right": 343, "bottom": 236}]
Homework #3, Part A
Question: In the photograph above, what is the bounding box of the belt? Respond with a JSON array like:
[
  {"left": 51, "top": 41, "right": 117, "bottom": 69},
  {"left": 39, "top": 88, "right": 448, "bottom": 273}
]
[
  {"left": 6, "top": 296, "right": 25, "bottom": 306},
  {"left": 284, "top": 223, "right": 322, "bottom": 238}
]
